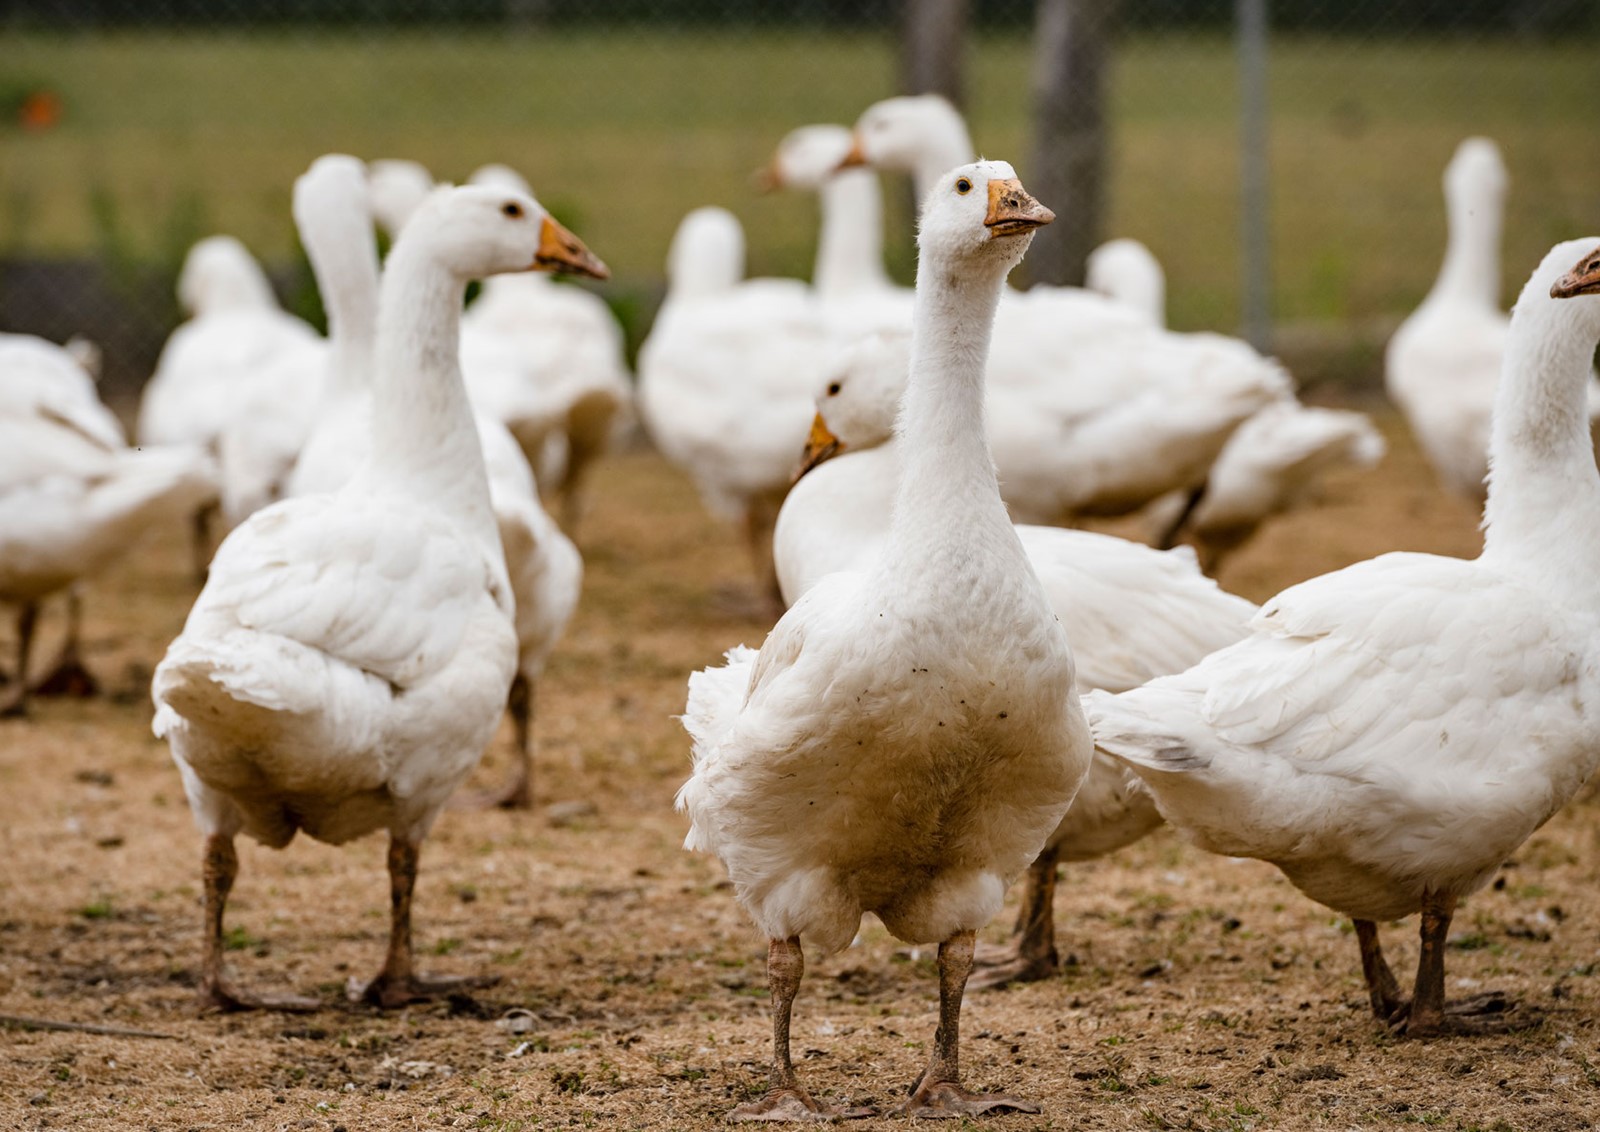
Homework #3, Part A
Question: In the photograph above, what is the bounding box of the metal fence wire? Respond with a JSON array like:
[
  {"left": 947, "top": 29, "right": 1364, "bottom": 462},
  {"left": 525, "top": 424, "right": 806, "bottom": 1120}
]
[{"left": 2, "top": 0, "right": 1596, "bottom": 395}]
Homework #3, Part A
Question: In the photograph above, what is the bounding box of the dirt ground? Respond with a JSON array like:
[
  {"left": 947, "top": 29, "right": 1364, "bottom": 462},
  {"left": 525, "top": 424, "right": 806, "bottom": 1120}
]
[{"left": 4, "top": 404, "right": 1600, "bottom": 1132}]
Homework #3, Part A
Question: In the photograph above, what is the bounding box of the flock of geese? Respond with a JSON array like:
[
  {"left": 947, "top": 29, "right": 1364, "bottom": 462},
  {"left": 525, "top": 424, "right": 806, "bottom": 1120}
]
[{"left": 5, "top": 92, "right": 1600, "bottom": 1120}]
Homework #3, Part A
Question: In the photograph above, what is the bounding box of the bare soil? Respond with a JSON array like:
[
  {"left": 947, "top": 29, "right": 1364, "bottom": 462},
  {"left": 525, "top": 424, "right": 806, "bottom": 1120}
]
[{"left": 3, "top": 406, "right": 1598, "bottom": 1132}]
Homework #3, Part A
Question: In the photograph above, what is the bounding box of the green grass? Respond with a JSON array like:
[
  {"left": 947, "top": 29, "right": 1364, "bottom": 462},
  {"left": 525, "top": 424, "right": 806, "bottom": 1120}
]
[{"left": 2, "top": 27, "right": 1597, "bottom": 331}]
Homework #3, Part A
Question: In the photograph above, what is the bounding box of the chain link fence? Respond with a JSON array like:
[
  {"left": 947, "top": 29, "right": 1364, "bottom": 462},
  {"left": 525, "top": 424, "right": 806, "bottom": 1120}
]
[{"left": 2, "top": 1, "right": 1596, "bottom": 397}]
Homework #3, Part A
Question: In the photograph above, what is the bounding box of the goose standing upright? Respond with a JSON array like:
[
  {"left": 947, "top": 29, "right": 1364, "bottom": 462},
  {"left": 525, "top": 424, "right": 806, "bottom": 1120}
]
[
  {"left": 757, "top": 124, "right": 912, "bottom": 335},
  {"left": 637, "top": 206, "right": 830, "bottom": 605},
  {"left": 1385, "top": 138, "right": 1511, "bottom": 502},
  {"left": 776, "top": 331, "right": 1257, "bottom": 987},
  {"left": 1088, "top": 240, "right": 1600, "bottom": 1037},
  {"left": 152, "top": 185, "right": 605, "bottom": 1010},
  {"left": 139, "top": 235, "right": 321, "bottom": 574},
  {"left": 286, "top": 154, "right": 587, "bottom": 813},
  {"left": 679, "top": 162, "right": 1087, "bottom": 1119}
]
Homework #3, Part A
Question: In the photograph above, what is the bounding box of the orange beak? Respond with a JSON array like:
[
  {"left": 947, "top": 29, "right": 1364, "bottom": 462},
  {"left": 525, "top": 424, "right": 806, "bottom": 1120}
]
[
  {"left": 1552, "top": 243, "right": 1600, "bottom": 299},
  {"left": 984, "top": 178, "right": 1054, "bottom": 239},
  {"left": 794, "top": 413, "right": 844, "bottom": 482},
  {"left": 534, "top": 215, "right": 610, "bottom": 279},
  {"left": 751, "top": 159, "right": 782, "bottom": 194},
  {"left": 832, "top": 133, "right": 870, "bottom": 173}
]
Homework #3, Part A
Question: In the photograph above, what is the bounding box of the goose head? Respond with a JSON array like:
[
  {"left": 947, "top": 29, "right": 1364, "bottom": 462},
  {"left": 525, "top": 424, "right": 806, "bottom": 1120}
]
[
  {"left": 756, "top": 124, "right": 855, "bottom": 192},
  {"left": 402, "top": 185, "right": 608, "bottom": 282},
  {"left": 840, "top": 94, "right": 972, "bottom": 174},
  {"left": 367, "top": 158, "right": 437, "bottom": 238},
  {"left": 1551, "top": 242, "right": 1600, "bottom": 301},
  {"left": 1085, "top": 237, "right": 1166, "bottom": 327},
  {"left": 798, "top": 330, "right": 911, "bottom": 477},
  {"left": 1444, "top": 137, "right": 1508, "bottom": 210},
  {"left": 917, "top": 161, "right": 1053, "bottom": 272},
  {"left": 177, "top": 235, "right": 279, "bottom": 316},
  {"left": 665, "top": 206, "right": 745, "bottom": 298}
]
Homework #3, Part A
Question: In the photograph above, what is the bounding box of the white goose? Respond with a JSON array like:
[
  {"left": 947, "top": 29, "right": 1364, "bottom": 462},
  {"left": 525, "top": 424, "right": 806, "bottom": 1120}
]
[
  {"left": 776, "top": 330, "right": 1256, "bottom": 986},
  {"left": 0, "top": 335, "right": 215, "bottom": 715},
  {"left": 679, "top": 163, "right": 1087, "bottom": 1119},
  {"left": 462, "top": 164, "right": 633, "bottom": 531},
  {"left": 286, "top": 154, "right": 587, "bottom": 812},
  {"left": 1386, "top": 139, "right": 1516, "bottom": 502},
  {"left": 152, "top": 185, "right": 604, "bottom": 1011},
  {"left": 841, "top": 95, "right": 1289, "bottom": 524},
  {"left": 758, "top": 123, "right": 912, "bottom": 334},
  {"left": 139, "top": 235, "right": 322, "bottom": 570},
  {"left": 638, "top": 206, "right": 831, "bottom": 604},
  {"left": 1088, "top": 240, "right": 1600, "bottom": 1037}
]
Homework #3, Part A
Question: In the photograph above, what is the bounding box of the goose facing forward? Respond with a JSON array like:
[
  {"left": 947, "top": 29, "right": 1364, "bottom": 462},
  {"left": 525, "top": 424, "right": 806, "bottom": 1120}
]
[
  {"left": 1088, "top": 240, "right": 1600, "bottom": 1037},
  {"left": 679, "top": 163, "right": 1088, "bottom": 1119},
  {"left": 153, "top": 185, "right": 605, "bottom": 1011},
  {"left": 777, "top": 330, "right": 1257, "bottom": 988}
]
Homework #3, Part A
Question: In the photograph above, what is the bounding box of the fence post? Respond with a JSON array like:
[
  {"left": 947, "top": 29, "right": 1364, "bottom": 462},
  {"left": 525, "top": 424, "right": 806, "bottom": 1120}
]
[
  {"left": 1026, "top": 0, "right": 1116, "bottom": 288},
  {"left": 900, "top": 0, "right": 971, "bottom": 108},
  {"left": 1236, "top": 0, "right": 1272, "bottom": 350}
]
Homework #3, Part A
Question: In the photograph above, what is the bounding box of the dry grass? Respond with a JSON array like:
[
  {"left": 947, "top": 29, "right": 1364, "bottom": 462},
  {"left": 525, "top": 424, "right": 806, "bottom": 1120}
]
[{"left": 3, "top": 407, "right": 1599, "bottom": 1131}]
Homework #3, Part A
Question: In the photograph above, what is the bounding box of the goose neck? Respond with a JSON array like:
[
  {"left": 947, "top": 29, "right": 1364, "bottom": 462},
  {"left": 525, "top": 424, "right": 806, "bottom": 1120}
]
[
  {"left": 813, "top": 170, "right": 891, "bottom": 297},
  {"left": 1482, "top": 291, "right": 1600, "bottom": 594},
  {"left": 1428, "top": 184, "right": 1502, "bottom": 311},
  {"left": 885, "top": 257, "right": 1011, "bottom": 554},
  {"left": 362, "top": 241, "right": 499, "bottom": 550},
  {"left": 306, "top": 210, "right": 381, "bottom": 405}
]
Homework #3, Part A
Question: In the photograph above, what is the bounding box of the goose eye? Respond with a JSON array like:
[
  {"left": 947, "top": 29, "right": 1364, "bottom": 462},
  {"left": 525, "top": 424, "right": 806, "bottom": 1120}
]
[
  {"left": 827, "top": 382, "right": 842, "bottom": 396},
  {"left": 501, "top": 202, "right": 524, "bottom": 219},
  {"left": 955, "top": 178, "right": 973, "bottom": 195}
]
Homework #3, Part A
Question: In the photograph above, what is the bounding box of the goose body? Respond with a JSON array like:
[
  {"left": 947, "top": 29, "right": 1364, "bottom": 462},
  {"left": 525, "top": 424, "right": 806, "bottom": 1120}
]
[
  {"left": 1386, "top": 139, "right": 1600, "bottom": 502},
  {"left": 680, "top": 163, "right": 1088, "bottom": 1119},
  {"left": 138, "top": 236, "right": 323, "bottom": 451},
  {"left": 1088, "top": 239, "right": 1600, "bottom": 1037},
  {"left": 776, "top": 330, "right": 1254, "bottom": 984},
  {"left": 286, "top": 155, "right": 585, "bottom": 812},
  {"left": 153, "top": 184, "right": 603, "bottom": 1010},
  {"left": 1081, "top": 236, "right": 1385, "bottom": 561},
  {"left": 638, "top": 206, "right": 832, "bottom": 599}
]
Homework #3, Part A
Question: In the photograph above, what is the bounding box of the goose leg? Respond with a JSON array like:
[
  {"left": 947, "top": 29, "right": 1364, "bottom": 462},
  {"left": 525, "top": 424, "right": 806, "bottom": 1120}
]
[
  {"left": 1354, "top": 919, "right": 1405, "bottom": 1021},
  {"left": 558, "top": 395, "right": 616, "bottom": 537},
  {"left": 1155, "top": 481, "right": 1209, "bottom": 551},
  {"left": 191, "top": 503, "right": 217, "bottom": 586},
  {"left": 744, "top": 498, "right": 785, "bottom": 617},
  {"left": 902, "top": 929, "right": 1040, "bottom": 1117},
  {"left": 32, "top": 588, "right": 101, "bottom": 698},
  {"left": 349, "top": 834, "right": 499, "bottom": 1008},
  {"left": 0, "top": 603, "right": 40, "bottom": 718},
  {"left": 198, "top": 833, "right": 319, "bottom": 1012},
  {"left": 453, "top": 673, "right": 535, "bottom": 810},
  {"left": 730, "top": 937, "right": 875, "bottom": 1122},
  {"left": 1394, "top": 892, "right": 1523, "bottom": 1037},
  {"left": 971, "top": 845, "right": 1060, "bottom": 990}
]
